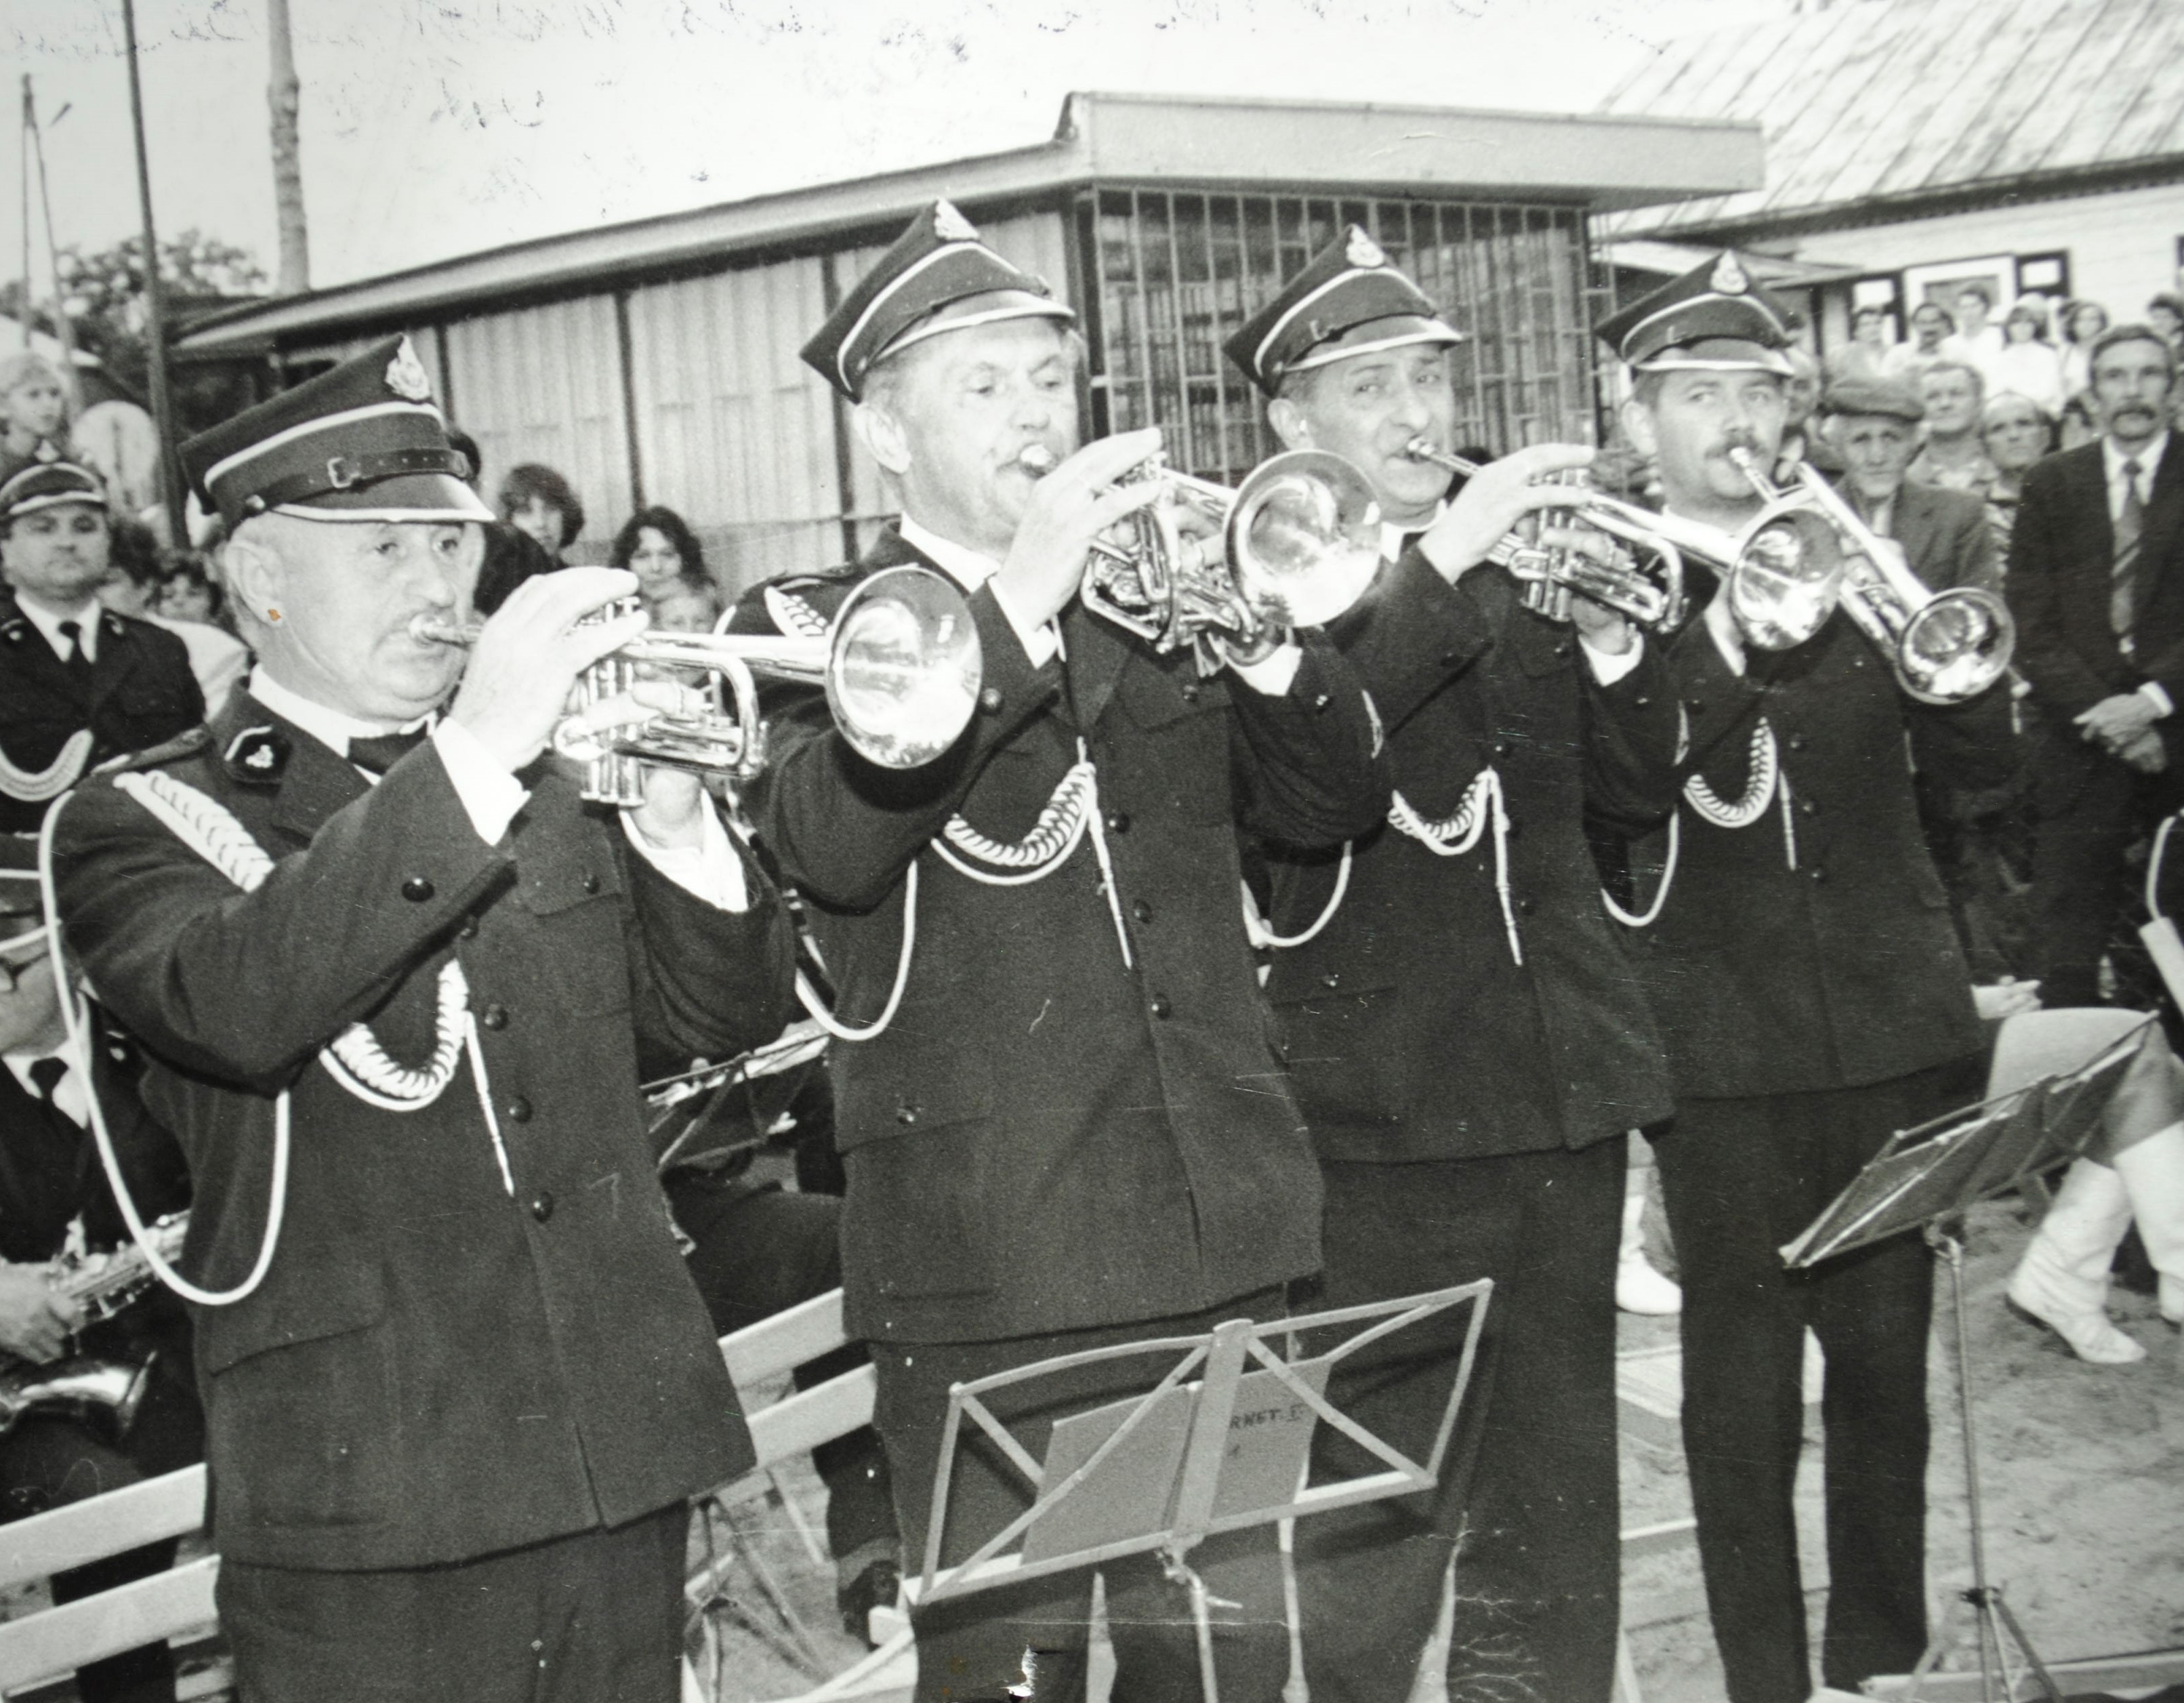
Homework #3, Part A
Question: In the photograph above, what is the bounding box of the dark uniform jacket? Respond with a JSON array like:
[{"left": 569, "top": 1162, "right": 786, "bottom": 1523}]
[
  {"left": 51, "top": 690, "right": 796, "bottom": 1572},
  {"left": 0, "top": 592, "right": 203, "bottom": 833},
  {"left": 1264, "top": 553, "right": 1677, "bottom": 1162},
  {"left": 1888, "top": 480, "right": 2001, "bottom": 598},
  {"left": 2007, "top": 440, "right": 2184, "bottom": 786},
  {"left": 1626, "top": 606, "right": 2017, "bottom": 1101},
  {"left": 731, "top": 526, "right": 1388, "bottom": 1346}
]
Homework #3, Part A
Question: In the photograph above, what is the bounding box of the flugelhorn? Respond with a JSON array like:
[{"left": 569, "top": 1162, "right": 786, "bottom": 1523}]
[
  {"left": 412, "top": 567, "right": 984, "bottom": 804},
  {"left": 1729, "top": 448, "right": 2015, "bottom": 704},
  {"left": 1017, "top": 444, "right": 1384, "bottom": 670},
  {"left": 1399, "top": 438, "right": 1846, "bottom": 649}
]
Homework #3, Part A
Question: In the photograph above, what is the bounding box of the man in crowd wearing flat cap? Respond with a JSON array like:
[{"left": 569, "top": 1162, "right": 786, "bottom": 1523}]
[
  {"left": 0, "top": 461, "right": 202, "bottom": 833},
  {"left": 1611, "top": 254, "right": 2015, "bottom": 1703},
  {"left": 730, "top": 200, "right": 1388, "bottom": 1702},
  {"left": 49, "top": 337, "right": 798, "bottom": 1702},
  {"left": 1226, "top": 226, "right": 1677, "bottom": 1703},
  {"left": 1824, "top": 375, "right": 2000, "bottom": 599}
]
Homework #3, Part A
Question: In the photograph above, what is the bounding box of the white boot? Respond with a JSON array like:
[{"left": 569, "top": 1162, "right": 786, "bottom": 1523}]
[
  {"left": 2007, "top": 1158, "right": 2145, "bottom": 1363},
  {"left": 2111, "top": 1121, "right": 2184, "bottom": 1326},
  {"left": 1617, "top": 1183, "right": 1682, "bottom": 1315}
]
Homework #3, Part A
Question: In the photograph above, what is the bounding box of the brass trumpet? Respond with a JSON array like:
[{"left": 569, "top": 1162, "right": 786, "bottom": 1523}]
[
  {"left": 1732, "top": 448, "right": 2015, "bottom": 704},
  {"left": 1017, "top": 444, "right": 1384, "bottom": 670},
  {"left": 1398, "top": 437, "right": 1847, "bottom": 650},
  {"left": 411, "top": 566, "right": 984, "bottom": 804}
]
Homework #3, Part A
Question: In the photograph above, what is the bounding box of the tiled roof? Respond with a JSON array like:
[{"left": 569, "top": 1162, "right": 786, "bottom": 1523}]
[{"left": 1601, "top": 0, "right": 2184, "bottom": 237}]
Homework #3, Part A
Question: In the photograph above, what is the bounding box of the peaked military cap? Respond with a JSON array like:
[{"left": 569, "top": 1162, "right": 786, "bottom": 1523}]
[
  {"left": 181, "top": 336, "right": 493, "bottom": 531},
  {"left": 0, "top": 459, "right": 107, "bottom": 525},
  {"left": 1225, "top": 226, "right": 1464, "bottom": 397},
  {"left": 1820, "top": 375, "right": 1924, "bottom": 424},
  {"left": 1597, "top": 250, "right": 1796, "bottom": 377},
  {"left": 801, "top": 201, "right": 1075, "bottom": 403}
]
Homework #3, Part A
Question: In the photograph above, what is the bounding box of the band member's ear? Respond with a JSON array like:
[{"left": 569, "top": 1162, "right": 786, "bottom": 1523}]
[
  {"left": 852, "top": 402, "right": 911, "bottom": 478},
  {"left": 1620, "top": 395, "right": 1660, "bottom": 460},
  {"left": 221, "top": 528, "right": 285, "bottom": 630},
  {"left": 1266, "top": 397, "right": 1312, "bottom": 453}
]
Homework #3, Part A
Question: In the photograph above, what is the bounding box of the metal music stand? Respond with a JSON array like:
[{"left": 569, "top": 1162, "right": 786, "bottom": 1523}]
[
  {"left": 1781, "top": 1011, "right": 2156, "bottom": 1703},
  {"left": 908, "top": 1281, "right": 1491, "bottom": 1702}
]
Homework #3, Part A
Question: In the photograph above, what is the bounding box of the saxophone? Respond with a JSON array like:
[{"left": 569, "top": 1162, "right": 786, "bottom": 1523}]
[{"left": 0, "top": 1214, "right": 189, "bottom": 1440}]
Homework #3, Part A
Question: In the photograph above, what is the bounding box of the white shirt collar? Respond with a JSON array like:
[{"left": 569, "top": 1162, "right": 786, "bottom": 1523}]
[
  {"left": 2105, "top": 431, "right": 2169, "bottom": 493},
  {"left": 245, "top": 667, "right": 432, "bottom": 761},
  {"left": 4, "top": 1042, "right": 86, "bottom": 1126},
  {"left": 898, "top": 516, "right": 1001, "bottom": 593},
  {"left": 1380, "top": 501, "right": 1448, "bottom": 563},
  {"left": 16, "top": 595, "right": 105, "bottom": 664}
]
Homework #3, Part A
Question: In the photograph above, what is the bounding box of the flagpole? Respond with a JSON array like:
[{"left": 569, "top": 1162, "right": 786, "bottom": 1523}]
[{"left": 119, "top": 0, "right": 187, "bottom": 535}]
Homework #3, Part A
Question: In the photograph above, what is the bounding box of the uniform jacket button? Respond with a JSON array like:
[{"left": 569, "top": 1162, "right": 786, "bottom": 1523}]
[
  {"left": 504, "top": 1095, "right": 533, "bottom": 1122},
  {"left": 1149, "top": 996, "right": 1172, "bottom": 1019},
  {"left": 480, "top": 1003, "right": 509, "bottom": 1031},
  {"left": 1105, "top": 810, "right": 1131, "bottom": 834},
  {"left": 1132, "top": 901, "right": 1153, "bottom": 924},
  {"left": 895, "top": 1101, "right": 920, "bottom": 1126},
  {"left": 978, "top": 686, "right": 1004, "bottom": 714},
  {"left": 1320, "top": 972, "right": 1340, "bottom": 989},
  {"left": 1516, "top": 896, "right": 1536, "bottom": 915},
  {"left": 1787, "top": 733, "right": 1808, "bottom": 752},
  {"left": 1809, "top": 867, "right": 1827, "bottom": 884},
  {"left": 401, "top": 876, "right": 435, "bottom": 903},
  {"left": 1180, "top": 684, "right": 1201, "bottom": 705},
  {"left": 1798, "top": 798, "right": 1818, "bottom": 817},
  {"left": 530, "top": 1191, "right": 554, "bottom": 1223},
  {"left": 579, "top": 871, "right": 600, "bottom": 895},
  {"left": 457, "top": 916, "right": 479, "bottom": 940}
]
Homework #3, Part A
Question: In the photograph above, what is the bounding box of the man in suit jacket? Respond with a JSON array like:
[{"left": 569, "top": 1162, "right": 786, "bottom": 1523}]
[
  {"left": 0, "top": 846, "right": 200, "bottom": 1703},
  {"left": 730, "top": 202, "right": 1386, "bottom": 1703},
  {"left": 0, "top": 462, "right": 203, "bottom": 833},
  {"left": 51, "top": 339, "right": 798, "bottom": 1703},
  {"left": 1611, "top": 254, "right": 2015, "bottom": 1703},
  {"left": 2007, "top": 323, "right": 2184, "bottom": 1008},
  {"left": 1227, "top": 229, "right": 1678, "bottom": 1703}
]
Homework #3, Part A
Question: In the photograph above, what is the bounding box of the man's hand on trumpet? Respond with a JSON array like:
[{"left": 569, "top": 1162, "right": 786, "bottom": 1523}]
[
  {"left": 997, "top": 428, "right": 1167, "bottom": 628},
  {"left": 1416, "top": 443, "right": 1605, "bottom": 587},
  {"left": 552, "top": 680, "right": 715, "bottom": 848},
  {"left": 448, "top": 567, "right": 650, "bottom": 771}
]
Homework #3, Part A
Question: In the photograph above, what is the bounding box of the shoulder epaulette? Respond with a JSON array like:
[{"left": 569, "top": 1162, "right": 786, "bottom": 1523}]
[{"left": 94, "top": 726, "right": 214, "bottom": 776}]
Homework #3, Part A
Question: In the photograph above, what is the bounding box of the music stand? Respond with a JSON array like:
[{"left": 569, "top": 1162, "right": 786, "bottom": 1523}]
[
  {"left": 1781, "top": 1012, "right": 2155, "bottom": 1703},
  {"left": 907, "top": 1282, "right": 1491, "bottom": 1702}
]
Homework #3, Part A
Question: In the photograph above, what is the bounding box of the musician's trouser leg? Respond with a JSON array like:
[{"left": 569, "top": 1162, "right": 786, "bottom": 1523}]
[
  {"left": 1294, "top": 1145, "right": 1622, "bottom": 1703},
  {"left": 218, "top": 1502, "right": 688, "bottom": 1703},
  {"left": 672, "top": 1181, "right": 897, "bottom": 1561},
  {"left": 0, "top": 1416, "right": 179, "bottom": 1703},
  {"left": 1657, "top": 1067, "right": 1961, "bottom": 1703},
  {"left": 870, "top": 1294, "right": 1290, "bottom": 1703}
]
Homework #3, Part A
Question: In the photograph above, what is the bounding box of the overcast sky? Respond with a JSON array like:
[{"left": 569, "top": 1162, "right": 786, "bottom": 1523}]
[{"left": 1, "top": 0, "right": 1777, "bottom": 295}]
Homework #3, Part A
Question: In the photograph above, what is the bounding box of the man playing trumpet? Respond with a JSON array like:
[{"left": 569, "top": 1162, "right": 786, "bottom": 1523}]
[
  {"left": 730, "top": 201, "right": 1387, "bottom": 1702},
  {"left": 1610, "top": 255, "right": 2015, "bottom": 1703},
  {"left": 50, "top": 339, "right": 798, "bottom": 1702},
  {"left": 1230, "top": 227, "right": 1680, "bottom": 1703}
]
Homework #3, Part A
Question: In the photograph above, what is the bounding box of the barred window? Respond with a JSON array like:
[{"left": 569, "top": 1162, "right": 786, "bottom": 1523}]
[{"left": 1084, "top": 189, "right": 1611, "bottom": 485}]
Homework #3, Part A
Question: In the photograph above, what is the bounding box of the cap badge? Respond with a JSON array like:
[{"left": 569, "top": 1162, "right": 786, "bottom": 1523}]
[
  {"left": 932, "top": 201, "right": 978, "bottom": 243},
  {"left": 1346, "top": 228, "right": 1387, "bottom": 269},
  {"left": 384, "top": 339, "right": 434, "bottom": 403},
  {"left": 1711, "top": 252, "right": 1749, "bottom": 295}
]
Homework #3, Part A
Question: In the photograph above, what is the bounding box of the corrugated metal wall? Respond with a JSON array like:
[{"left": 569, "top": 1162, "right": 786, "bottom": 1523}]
[{"left": 440, "top": 296, "right": 632, "bottom": 562}]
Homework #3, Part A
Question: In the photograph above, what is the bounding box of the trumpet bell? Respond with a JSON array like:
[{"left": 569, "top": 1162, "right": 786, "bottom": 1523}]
[
  {"left": 1897, "top": 586, "right": 2015, "bottom": 705},
  {"left": 1728, "top": 506, "right": 1847, "bottom": 652},
  {"left": 1228, "top": 451, "right": 1384, "bottom": 629},
  {"left": 825, "top": 566, "right": 985, "bottom": 768}
]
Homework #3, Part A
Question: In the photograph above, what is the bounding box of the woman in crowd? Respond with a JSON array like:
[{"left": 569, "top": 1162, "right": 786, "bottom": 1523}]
[
  {"left": 155, "top": 553, "right": 236, "bottom": 636},
  {"left": 0, "top": 352, "right": 72, "bottom": 485},
  {"left": 2059, "top": 297, "right": 2110, "bottom": 398},
  {"left": 497, "top": 461, "right": 585, "bottom": 562},
  {"left": 1990, "top": 297, "right": 2067, "bottom": 418},
  {"left": 1979, "top": 390, "right": 2055, "bottom": 558},
  {"left": 1824, "top": 304, "right": 1893, "bottom": 387},
  {"left": 100, "top": 520, "right": 251, "bottom": 716},
  {"left": 609, "top": 505, "right": 717, "bottom": 609}
]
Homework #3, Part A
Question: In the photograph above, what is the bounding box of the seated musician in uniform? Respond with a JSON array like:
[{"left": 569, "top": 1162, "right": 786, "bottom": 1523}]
[
  {"left": 0, "top": 840, "right": 200, "bottom": 1703},
  {"left": 0, "top": 461, "right": 202, "bottom": 833},
  {"left": 49, "top": 338, "right": 798, "bottom": 1703},
  {"left": 730, "top": 200, "right": 1388, "bottom": 1703}
]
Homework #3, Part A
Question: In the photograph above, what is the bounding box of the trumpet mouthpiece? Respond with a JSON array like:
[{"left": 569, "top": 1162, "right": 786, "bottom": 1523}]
[
  {"left": 1014, "top": 445, "right": 1060, "bottom": 478},
  {"left": 408, "top": 613, "right": 482, "bottom": 647}
]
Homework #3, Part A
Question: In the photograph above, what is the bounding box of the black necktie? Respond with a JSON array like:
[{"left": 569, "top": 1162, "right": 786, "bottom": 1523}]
[
  {"left": 348, "top": 727, "right": 430, "bottom": 776},
  {"left": 27, "top": 1057, "right": 66, "bottom": 1104},
  {"left": 54, "top": 620, "right": 94, "bottom": 692}
]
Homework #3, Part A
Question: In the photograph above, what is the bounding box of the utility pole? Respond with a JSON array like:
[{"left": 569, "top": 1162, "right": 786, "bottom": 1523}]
[
  {"left": 24, "top": 79, "right": 81, "bottom": 385},
  {"left": 268, "top": 0, "right": 309, "bottom": 293},
  {"left": 120, "top": 0, "right": 187, "bottom": 535}
]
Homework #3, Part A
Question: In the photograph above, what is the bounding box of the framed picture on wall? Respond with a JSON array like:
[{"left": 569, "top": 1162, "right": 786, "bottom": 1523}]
[{"left": 1901, "top": 255, "right": 2017, "bottom": 332}]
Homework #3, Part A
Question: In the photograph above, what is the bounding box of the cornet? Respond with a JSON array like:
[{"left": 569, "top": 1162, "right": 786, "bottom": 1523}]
[
  {"left": 1732, "top": 449, "right": 2015, "bottom": 704},
  {"left": 1017, "top": 444, "right": 1384, "bottom": 671},
  {"left": 411, "top": 566, "right": 984, "bottom": 804},
  {"left": 1398, "top": 437, "right": 1849, "bottom": 652}
]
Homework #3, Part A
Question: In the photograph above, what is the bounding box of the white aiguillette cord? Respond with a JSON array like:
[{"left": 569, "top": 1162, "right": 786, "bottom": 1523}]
[{"left": 1608, "top": 710, "right": 1793, "bottom": 930}]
